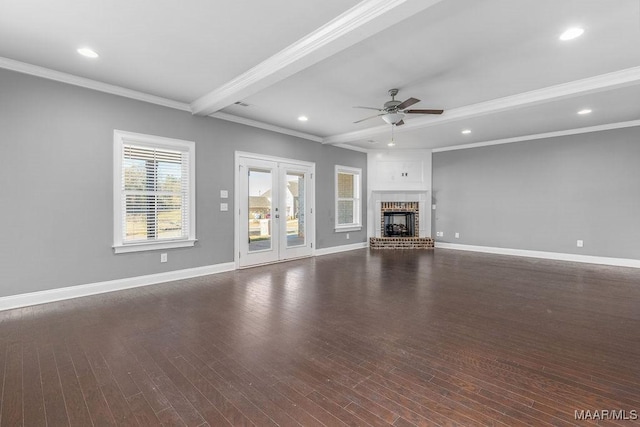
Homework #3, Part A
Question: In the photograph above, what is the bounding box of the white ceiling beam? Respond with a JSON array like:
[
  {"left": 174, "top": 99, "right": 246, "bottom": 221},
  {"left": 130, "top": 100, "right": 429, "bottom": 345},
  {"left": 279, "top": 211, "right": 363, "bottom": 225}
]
[
  {"left": 322, "top": 66, "right": 640, "bottom": 144},
  {"left": 190, "top": 0, "right": 444, "bottom": 116}
]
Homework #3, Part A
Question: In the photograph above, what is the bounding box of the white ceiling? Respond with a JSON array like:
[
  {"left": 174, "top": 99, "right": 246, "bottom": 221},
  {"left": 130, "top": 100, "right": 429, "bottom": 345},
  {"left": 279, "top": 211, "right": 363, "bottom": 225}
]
[{"left": 1, "top": 0, "right": 639, "bottom": 151}]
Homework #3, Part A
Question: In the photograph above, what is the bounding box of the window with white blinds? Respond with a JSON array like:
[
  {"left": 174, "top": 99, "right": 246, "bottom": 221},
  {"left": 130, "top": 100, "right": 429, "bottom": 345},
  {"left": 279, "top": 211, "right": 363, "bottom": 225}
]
[
  {"left": 113, "top": 130, "right": 196, "bottom": 253},
  {"left": 335, "top": 165, "right": 362, "bottom": 232}
]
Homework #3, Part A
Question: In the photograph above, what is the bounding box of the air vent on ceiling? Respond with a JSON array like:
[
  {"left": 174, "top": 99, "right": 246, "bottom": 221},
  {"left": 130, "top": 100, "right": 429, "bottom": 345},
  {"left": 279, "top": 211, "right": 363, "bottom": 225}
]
[{"left": 234, "top": 101, "right": 250, "bottom": 107}]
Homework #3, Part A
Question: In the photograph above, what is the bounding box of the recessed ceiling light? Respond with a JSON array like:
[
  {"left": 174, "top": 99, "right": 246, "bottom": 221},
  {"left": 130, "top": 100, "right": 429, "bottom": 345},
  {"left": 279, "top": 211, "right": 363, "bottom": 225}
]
[
  {"left": 461, "top": 129, "right": 472, "bottom": 135},
  {"left": 298, "top": 116, "right": 308, "bottom": 122},
  {"left": 77, "top": 48, "right": 99, "bottom": 58},
  {"left": 577, "top": 109, "right": 592, "bottom": 115},
  {"left": 559, "top": 27, "right": 584, "bottom": 41}
]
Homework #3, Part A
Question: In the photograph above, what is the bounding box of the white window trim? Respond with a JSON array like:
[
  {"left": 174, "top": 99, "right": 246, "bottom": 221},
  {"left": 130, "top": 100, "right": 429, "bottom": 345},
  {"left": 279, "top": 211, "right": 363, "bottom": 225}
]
[
  {"left": 335, "top": 165, "right": 362, "bottom": 232},
  {"left": 113, "top": 130, "right": 196, "bottom": 254}
]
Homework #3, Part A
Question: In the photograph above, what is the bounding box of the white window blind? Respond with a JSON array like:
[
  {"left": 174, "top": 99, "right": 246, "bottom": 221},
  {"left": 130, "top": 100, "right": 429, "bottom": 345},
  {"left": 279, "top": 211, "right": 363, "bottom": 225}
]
[
  {"left": 113, "top": 130, "right": 196, "bottom": 253},
  {"left": 121, "top": 144, "right": 189, "bottom": 243}
]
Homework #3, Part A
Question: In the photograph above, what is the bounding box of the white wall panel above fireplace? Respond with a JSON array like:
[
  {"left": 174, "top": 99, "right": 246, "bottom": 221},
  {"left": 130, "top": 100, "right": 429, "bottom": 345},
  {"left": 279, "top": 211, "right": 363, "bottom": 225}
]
[
  {"left": 376, "top": 160, "right": 424, "bottom": 185},
  {"left": 367, "top": 149, "right": 433, "bottom": 238}
]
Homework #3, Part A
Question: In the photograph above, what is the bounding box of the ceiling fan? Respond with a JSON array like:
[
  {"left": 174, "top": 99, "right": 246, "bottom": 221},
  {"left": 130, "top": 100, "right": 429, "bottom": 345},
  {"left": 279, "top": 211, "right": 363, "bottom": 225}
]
[{"left": 353, "top": 88, "right": 443, "bottom": 126}]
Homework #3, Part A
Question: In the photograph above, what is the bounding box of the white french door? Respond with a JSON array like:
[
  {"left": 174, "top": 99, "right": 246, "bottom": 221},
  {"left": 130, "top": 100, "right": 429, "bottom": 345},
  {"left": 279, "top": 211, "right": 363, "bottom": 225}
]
[{"left": 237, "top": 154, "right": 314, "bottom": 268}]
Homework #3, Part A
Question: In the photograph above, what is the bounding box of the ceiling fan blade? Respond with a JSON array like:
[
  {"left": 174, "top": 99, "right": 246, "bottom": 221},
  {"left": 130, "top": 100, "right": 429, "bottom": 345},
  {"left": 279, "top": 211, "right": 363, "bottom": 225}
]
[
  {"left": 396, "top": 97, "right": 420, "bottom": 110},
  {"left": 353, "top": 106, "right": 382, "bottom": 111},
  {"left": 404, "top": 109, "right": 444, "bottom": 115},
  {"left": 353, "top": 113, "right": 383, "bottom": 124},
  {"left": 395, "top": 120, "right": 405, "bottom": 126}
]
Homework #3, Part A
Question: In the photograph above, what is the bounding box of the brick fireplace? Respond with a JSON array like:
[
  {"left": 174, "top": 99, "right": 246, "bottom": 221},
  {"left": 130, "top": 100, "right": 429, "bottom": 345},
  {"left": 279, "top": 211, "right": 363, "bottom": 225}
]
[{"left": 370, "top": 200, "right": 434, "bottom": 250}]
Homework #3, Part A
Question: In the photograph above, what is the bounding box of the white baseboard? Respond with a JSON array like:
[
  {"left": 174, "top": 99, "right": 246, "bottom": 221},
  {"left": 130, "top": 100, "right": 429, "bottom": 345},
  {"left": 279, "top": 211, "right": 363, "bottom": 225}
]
[
  {"left": 0, "top": 262, "right": 236, "bottom": 312},
  {"left": 436, "top": 242, "right": 640, "bottom": 269},
  {"left": 1, "top": 243, "right": 370, "bottom": 311},
  {"left": 315, "top": 242, "right": 369, "bottom": 256}
]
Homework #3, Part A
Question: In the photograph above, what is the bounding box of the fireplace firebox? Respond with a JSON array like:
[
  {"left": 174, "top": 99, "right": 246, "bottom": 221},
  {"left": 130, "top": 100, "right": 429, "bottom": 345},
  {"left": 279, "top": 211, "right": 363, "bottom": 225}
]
[{"left": 383, "top": 212, "right": 415, "bottom": 237}]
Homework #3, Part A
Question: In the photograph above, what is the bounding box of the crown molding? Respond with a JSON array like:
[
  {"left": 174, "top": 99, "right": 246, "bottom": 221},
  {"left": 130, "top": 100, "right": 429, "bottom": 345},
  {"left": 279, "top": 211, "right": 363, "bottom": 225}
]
[
  {"left": 0, "top": 56, "right": 191, "bottom": 111},
  {"left": 0, "top": 56, "right": 335, "bottom": 145},
  {"left": 323, "top": 66, "right": 640, "bottom": 144},
  {"left": 431, "top": 119, "right": 640, "bottom": 152},
  {"left": 190, "top": 0, "right": 444, "bottom": 116},
  {"left": 210, "top": 112, "right": 323, "bottom": 142}
]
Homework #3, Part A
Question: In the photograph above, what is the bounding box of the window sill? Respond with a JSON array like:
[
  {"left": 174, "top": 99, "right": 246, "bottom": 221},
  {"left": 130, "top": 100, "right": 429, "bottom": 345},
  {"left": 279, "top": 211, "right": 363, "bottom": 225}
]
[
  {"left": 335, "top": 226, "right": 361, "bottom": 233},
  {"left": 113, "top": 239, "right": 197, "bottom": 254}
]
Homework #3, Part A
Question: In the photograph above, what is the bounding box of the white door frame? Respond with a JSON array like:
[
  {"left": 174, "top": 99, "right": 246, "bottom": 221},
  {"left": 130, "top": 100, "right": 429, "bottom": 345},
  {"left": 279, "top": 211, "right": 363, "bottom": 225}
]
[{"left": 235, "top": 151, "right": 316, "bottom": 268}]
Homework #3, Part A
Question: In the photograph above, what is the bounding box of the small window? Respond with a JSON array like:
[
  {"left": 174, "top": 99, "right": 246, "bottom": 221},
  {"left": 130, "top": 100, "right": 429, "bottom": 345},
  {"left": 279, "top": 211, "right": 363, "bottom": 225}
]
[
  {"left": 335, "top": 165, "right": 362, "bottom": 232},
  {"left": 113, "top": 130, "right": 196, "bottom": 253}
]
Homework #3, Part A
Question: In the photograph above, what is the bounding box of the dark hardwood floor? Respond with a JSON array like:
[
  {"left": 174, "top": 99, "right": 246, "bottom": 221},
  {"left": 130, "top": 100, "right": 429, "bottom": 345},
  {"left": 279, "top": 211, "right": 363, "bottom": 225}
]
[{"left": 1, "top": 249, "right": 639, "bottom": 426}]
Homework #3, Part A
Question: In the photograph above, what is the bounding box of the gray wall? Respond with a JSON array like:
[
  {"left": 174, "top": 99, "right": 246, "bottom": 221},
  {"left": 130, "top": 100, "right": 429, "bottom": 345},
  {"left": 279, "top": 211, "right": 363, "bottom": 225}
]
[
  {"left": 433, "top": 127, "right": 640, "bottom": 260},
  {"left": 0, "top": 69, "right": 367, "bottom": 297}
]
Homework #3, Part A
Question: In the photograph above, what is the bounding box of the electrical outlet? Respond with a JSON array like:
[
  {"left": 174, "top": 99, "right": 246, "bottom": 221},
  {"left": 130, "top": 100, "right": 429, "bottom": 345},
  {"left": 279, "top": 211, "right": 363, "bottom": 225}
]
[
  {"left": 346, "top": 233, "right": 350, "bottom": 239},
  {"left": 455, "top": 232, "right": 460, "bottom": 239},
  {"left": 436, "top": 231, "right": 443, "bottom": 237},
  {"left": 161, "top": 253, "right": 168, "bottom": 263},
  {"left": 577, "top": 240, "right": 584, "bottom": 248},
  {"left": 220, "top": 190, "right": 228, "bottom": 198},
  {"left": 432, "top": 204, "right": 437, "bottom": 210},
  {"left": 220, "top": 202, "right": 228, "bottom": 211}
]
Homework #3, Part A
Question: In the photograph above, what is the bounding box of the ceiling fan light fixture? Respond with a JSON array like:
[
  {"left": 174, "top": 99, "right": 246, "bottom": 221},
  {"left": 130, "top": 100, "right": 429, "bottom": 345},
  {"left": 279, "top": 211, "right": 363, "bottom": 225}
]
[
  {"left": 387, "top": 141, "right": 396, "bottom": 147},
  {"left": 381, "top": 112, "right": 405, "bottom": 125}
]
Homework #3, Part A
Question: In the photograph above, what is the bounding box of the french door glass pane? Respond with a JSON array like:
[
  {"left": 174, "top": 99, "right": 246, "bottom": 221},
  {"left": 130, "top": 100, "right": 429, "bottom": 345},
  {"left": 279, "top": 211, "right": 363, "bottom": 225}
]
[
  {"left": 286, "top": 172, "right": 305, "bottom": 247},
  {"left": 248, "top": 168, "right": 272, "bottom": 252}
]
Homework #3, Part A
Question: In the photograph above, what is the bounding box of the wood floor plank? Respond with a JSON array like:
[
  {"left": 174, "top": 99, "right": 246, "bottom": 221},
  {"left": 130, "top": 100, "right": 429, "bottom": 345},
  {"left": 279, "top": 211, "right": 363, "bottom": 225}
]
[
  {"left": 22, "top": 341, "right": 46, "bottom": 426},
  {"left": 100, "top": 378, "right": 139, "bottom": 426},
  {"left": 142, "top": 342, "right": 232, "bottom": 427},
  {"left": 127, "top": 392, "right": 162, "bottom": 426},
  {"left": 39, "top": 343, "right": 71, "bottom": 426},
  {"left": 198, "top": 363, "right": 279, "bottom": 427},
  {"left": 1, "top": 342, "right": 23, "bottom": 426},
  {"left": 58, "top": 360, "right": 93, "bottom": 427},
  {"left": 156, "top": 406, "right": 187, "bottom": 427},
  {"left": 170, "top": 355, "right": 255, "bottom": 427},
  {"left": 66, "top": 339, "right": 118, "bottom": 427}
]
